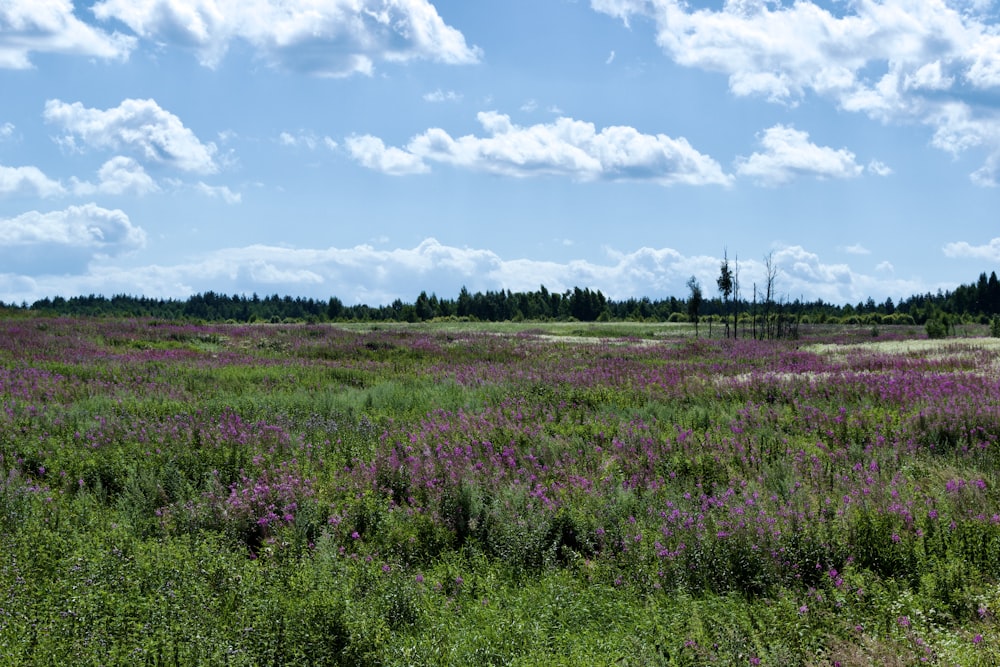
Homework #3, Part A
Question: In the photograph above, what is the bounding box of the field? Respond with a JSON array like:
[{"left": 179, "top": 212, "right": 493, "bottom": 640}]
[{"left": 2, "top": 317, "right": 1000, "bottom": 665}]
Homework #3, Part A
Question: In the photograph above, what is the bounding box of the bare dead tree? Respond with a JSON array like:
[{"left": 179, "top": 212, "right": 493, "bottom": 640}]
[
  {"left": 733, "top": 253, "right": 741, "bottom": 339},
  {"left": 763, "top": 251, "right": 778, "bottom": 340}
]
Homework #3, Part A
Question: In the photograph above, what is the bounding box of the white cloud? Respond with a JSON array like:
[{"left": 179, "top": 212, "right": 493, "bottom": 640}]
[
  {"left": 72, "top": 156, "right": 160, "bottom": 196},
  {"left": 591, "top": 0, "right": 649, "bottom": 28},
  {"left": 867, "top": 160, "right": 893, "bottom": 176},
  {"left": 44, "top": 98, "right": 219, "bottom": 174},
  {"left": 928, "top": 102, "right": 1000, "bottom": 185},
  {"left": 0, "top": 0, "right": 134, "bottom": 69},
  {"left": 843, "top": 244, "right": 870, "bottom": 255},
  {"left": 0, "top": 122, "right": 14, "bottom": 139},
  {"left": 0, "top": 165, "right": 65, "bottom": 197},
  {"left": 351, "top": 111, "right": 733, "bottom": 186},
  {"left": 591, "top": 0, "right": 980, "bottom": 107},
  {"left": 0, "top": 204, "right": 146, "bottom": 275},
  {"left": 195, "top": 182, "right": 242, "bottom": 204},
  {"left": 606, "top": 50, "right": 616, "bottom": 65},
  {"left": 0, "top": 237, "right": 925, "bottom": 306},
  {"left": 735, "top": 125, "right": 863, "bottom": 185},
  {"left": 768, "top": 245, "right": 922, "bottom": 304},
  {"left": 942, "top": 237, "right": 1000, "bottom": 260},
  {"left": 323, "top": 137, "right": 338, "bottom": 151},
  {"left": 278, "top": 130, "right": 318, "bottom": 150},
  {"left": 345, "top": 135, "right": 431, "bottom": 176},
  {"left": 904, "top": 61, "right": 954, "bottom": 91},
  {"left": 0, "top": 203, "right": 143, "bottom": 249},
  {"left": 876, "top": 261, "right": 894, "bottom": 272},
  {"left": 965, "top": 32, "right": 1000, "bottom": 89},
  {"left": 590, "top": 0, "right": 1000, "bottom": 185},
  {"left": 930, "top": 102, "right": 995, "bottom": 155},
  {"left": 424, "top": 89, "right": 463, "bottom": 103},
  {"left": 91, "top": 0, "right": 481, "bottom": 76}
]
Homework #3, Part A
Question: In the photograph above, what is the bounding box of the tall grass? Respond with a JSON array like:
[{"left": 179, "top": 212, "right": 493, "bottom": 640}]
[{"left": 1, "top": 318, "right": 999, "bottom": 664}]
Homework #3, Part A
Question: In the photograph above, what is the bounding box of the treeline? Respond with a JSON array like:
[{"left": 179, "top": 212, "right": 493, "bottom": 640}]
[{"left": 9, "top": 271, "right": 1000, "bottom": 325}]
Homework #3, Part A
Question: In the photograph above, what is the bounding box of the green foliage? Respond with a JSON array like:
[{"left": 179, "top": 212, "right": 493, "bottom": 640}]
[
  {"left": 3, "top": 319, "right": 1000, "bottom": 664},
  {"left": 925, "top": 317, "right": 949, "bottom": 338},
  {"left": 17, "top": 268, "right": 1000, "bottom": 326}
]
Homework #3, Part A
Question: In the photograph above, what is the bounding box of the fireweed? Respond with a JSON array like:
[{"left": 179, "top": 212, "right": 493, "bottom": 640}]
[{"left": 1, "top": 318, "right": 999, "bottom": 664}]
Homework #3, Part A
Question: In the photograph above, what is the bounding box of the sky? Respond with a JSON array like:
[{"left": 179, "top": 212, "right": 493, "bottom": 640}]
[{"left": 1, "top": 0, "right": 999, "bottom": 307}]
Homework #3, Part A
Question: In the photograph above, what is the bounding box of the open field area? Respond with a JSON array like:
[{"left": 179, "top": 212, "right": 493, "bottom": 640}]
[{"left": 3, "top": 317, "right": 1000, "bottom": 665}]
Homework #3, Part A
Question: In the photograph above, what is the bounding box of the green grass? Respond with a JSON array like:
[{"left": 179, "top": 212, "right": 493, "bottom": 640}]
[{"left": 3, "top": 320, "right": 1000, "bottom": 664}]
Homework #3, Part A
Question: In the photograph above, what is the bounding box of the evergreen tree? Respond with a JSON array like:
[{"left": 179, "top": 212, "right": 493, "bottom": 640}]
[{"left": 717, "top": 252, "right": 734, "bottom": 338}]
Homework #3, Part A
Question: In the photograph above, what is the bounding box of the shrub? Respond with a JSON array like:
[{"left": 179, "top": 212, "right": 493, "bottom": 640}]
[{"left": 925, "top": 318, "right": 948, "bottom": 339}]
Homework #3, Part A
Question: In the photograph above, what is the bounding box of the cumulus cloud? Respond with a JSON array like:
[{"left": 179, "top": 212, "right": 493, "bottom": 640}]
[
  {"left": 44, "top": 98, "right": 219, "bottom": 174},
  {"left": 843, "top": 244, "right": 871, "bottom": 255},
  {"left": 350, "top": 111, "right": 733, "bottom": 186},
  {"left": 928, "top": 102, "right": 1000, "bottom": 185},
  {"left": 0, "top": 237, "right": 925, "bottom": 306},
  {"left": 591, "top": 0, "right": 649, "bottom": 28},
  {"left": 0, "top": 203, "right": 145, "bottom": 249},
  {"left": 904, "top": 61, "right": 954, "bottom": 91},
  {"left": 0, "top": 203, "right": 146, "bottom": 274},
  {"left": 345, "top": 135, "right": 431, "bottom": 175},
  {"left": 867, "top": 160, "right": 893, "bottom": 176},
  {"left": 767, "top": 245, "right": 923, "bottom": 304},
  {"left": 195, "top": 182, "right": 241, "bottom": 204},
  {"left": 591, "top": 0, "right": 986, "bottom": 107},
  {"left": 279, "top": 131, "right": 319, "bottom": 150},
  {"left": 91, "top": 0, "right": 481, "bottom": 76},
  {"left": 71, "top": 157, "right": 159, "bottom": 196},
  {"left": 942, "top": 237, "right": 1000, "bottom": 260},
  {"left": 0, "top": 165, "right": 65, "bottom": 198},
  {"left": 0, "top": 0, "right": 134, "bottom": 69},
  {"left": 590, "top": 0, "right": 1000, "bottom": 184},
  {"left": 0, "top": 122, "right": 14, "bottom": 139},
  {"left": 735, "top": 125, "right": 863, "bottom": 185}
]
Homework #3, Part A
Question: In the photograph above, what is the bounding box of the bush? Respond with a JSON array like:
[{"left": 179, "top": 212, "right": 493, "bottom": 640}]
[{"left": 925, "top": 318, "right": 948, "bottom": 339}]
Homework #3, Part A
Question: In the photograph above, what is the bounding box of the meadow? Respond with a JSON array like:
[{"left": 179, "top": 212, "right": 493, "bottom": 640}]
[{"left": 1, "top": 316, "right": 999, "bottom": 665}]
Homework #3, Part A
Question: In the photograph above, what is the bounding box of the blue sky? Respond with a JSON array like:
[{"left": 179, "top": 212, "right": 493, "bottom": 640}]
[{"left": 1, "top": 0, "right": 999, "bottom": 307}]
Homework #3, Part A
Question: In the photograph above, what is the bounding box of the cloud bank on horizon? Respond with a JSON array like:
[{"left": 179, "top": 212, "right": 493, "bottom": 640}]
[{"left": 0, "top": 0, "right": 998, "bottom": 306}]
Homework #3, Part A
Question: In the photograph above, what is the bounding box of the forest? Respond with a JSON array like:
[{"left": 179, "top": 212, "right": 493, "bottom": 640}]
[{"left": 10, "top": 270, "right": 1000, "bottom": 327}]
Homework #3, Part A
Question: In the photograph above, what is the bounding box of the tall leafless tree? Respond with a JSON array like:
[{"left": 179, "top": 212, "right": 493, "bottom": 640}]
[
  {"left": 733, "top": 253, "right": 741, "bottom": 339},
  {"left": 762, "top": 251, "right": 778, "bottom": 340}
]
